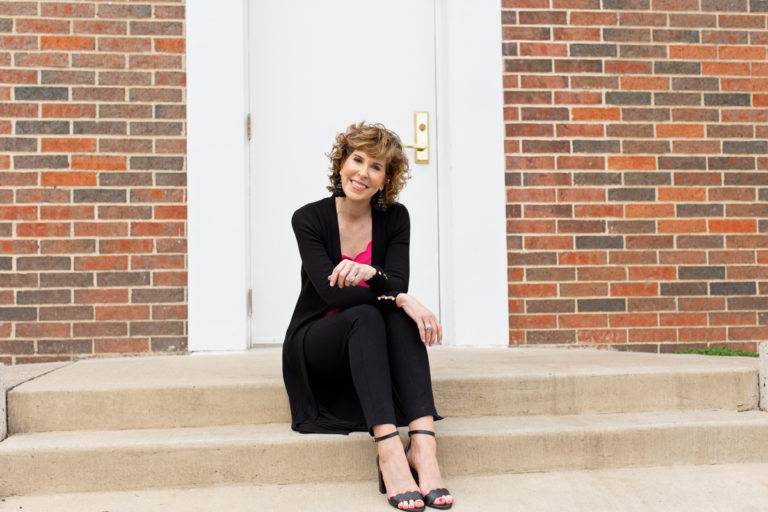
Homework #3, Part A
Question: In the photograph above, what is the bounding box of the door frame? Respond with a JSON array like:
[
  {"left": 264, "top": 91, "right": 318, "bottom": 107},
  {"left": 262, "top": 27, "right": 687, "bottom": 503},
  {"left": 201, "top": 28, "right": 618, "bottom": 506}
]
[{"left": 187, "top": 0, "right": 508, "bottom": 352}]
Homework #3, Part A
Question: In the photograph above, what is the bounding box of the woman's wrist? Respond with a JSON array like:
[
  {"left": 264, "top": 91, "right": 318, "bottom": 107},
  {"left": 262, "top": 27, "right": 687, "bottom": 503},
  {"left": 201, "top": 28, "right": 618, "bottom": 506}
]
[{"left": 395, "top": 293, "right": 408, "bottom": 308}]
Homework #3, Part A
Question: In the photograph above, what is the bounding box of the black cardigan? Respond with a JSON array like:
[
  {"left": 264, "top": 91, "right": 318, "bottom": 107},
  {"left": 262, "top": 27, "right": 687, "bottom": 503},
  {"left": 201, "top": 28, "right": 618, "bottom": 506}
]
[{"left": 282, "top": 195, "right": 411, "bottom": 434}]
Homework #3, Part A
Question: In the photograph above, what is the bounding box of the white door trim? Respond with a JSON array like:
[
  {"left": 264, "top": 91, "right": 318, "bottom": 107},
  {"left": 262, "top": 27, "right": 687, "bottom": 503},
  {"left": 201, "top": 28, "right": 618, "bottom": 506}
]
[{"left": 187, "top": 0, "right": 507, "bottom": 351}]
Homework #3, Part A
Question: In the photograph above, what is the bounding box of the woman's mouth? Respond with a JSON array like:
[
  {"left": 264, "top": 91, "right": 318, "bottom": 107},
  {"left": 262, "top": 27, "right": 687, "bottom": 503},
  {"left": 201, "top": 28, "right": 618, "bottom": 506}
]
[{"left": 351, "top": 180, "right": 367, "bottom": 191}]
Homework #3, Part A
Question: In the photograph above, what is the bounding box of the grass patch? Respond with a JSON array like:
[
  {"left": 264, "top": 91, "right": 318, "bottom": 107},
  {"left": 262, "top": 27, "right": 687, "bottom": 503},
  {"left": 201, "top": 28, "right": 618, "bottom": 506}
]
[{"left": 676, "top": 345, "right": 758, "bottom": 358}]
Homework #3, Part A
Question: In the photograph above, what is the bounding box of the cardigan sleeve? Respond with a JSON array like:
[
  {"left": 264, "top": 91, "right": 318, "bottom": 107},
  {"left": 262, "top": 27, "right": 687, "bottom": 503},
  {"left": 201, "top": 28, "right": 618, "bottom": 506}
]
[
  {"left": 363, "top": 203, "right": 409, "bottom": 295},
  {"left": 291, "top": 207, "right": 401, "bottom": 310}
]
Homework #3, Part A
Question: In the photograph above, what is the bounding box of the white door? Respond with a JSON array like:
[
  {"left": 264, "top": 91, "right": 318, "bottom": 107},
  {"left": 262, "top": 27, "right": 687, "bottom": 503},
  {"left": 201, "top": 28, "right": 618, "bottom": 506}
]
[{"left": 248, "top": 0, "right": 440, "bottom": 345}]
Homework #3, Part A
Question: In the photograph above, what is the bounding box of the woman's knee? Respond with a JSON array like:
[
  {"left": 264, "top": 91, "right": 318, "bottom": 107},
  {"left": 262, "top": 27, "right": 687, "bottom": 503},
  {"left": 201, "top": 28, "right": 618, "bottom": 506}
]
[{"left": 346, "top": 303, "right": 385, "bottom": 329}]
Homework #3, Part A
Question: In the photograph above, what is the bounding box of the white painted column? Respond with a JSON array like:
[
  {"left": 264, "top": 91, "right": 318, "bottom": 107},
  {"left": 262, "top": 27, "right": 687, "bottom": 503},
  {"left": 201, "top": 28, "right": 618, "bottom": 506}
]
[
  {"left": 436, "top": 0, "right": 508, "bottom": 347},
  {"left": 760, "top": 342, "right": 767, "bottom": 411},
  {"left": 187, "top": 0, "right": 249, "bottom": 351},
  {"left": 1, "top": 364, "right": 6, "bottom": 441}
]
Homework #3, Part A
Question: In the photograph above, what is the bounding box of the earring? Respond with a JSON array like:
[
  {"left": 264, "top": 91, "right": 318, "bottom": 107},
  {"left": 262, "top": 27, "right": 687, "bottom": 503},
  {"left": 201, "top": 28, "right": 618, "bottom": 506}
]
[
  {"left": 373, "top": 188, "right": 386, "bottom": 211},
  {"left": 333, "top": 177, "right": 346, "bottom": 197}
]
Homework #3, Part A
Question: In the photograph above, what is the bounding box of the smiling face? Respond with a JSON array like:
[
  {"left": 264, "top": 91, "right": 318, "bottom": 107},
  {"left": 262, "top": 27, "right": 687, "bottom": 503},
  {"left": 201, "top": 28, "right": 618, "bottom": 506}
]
[{"left": 339, "top": 150, "right": 388, "bottom": 202}]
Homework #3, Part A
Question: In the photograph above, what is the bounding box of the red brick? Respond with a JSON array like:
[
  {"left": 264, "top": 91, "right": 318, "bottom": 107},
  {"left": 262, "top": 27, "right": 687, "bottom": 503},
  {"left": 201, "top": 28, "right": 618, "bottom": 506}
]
[
  {"left": 153, "top": 271, "right": 186, "bottom": 286},
  {"left": 42, "top": 103, "right": 96, "bottom": 118},
  {"left": 42, "top": 2, "right": 96, "bottom": 18},
  {"left": 0, "top": 36, "right": 38, "bottom": 50},
  {"left": 75, "top": 289, "right": 129, "bottom": 304},
  {"left": 40, "top": 205, "right": 94, "bottom": 220},
  {"left": 41, "top": 239, "right": 96, "bottom": 254},
  {"left": 577, "top": 329, "right": 627, "bottom": 344},
  {"left": 154, "top": 38, "right": 184, "bottom": 53},
  {"left": 16, "top": 18, "right": 71, "bottom": 34},
  {"left": 152, "top": 304, "right": 186, "bottom": 320},
  {"left": 131, "top": 222, "right": 184, "bottom": 236},
  {"left": 15, "top": 52, "right": 69, "bottom": 67},
  {"left": 74, "top": 222, "right": 128, "bottom": 237},
  {"left": 0, "top": 240, "right": 39, "bottom": 253},
  {"left": 0, "top": 206, "right": 37, "bottom": 220},
  {"left": 16, "top": 322, "right": 71, "bottom": 338},
  {"left": 71, "top": 155, "right": 126, "bottom": 170},
  {"left": 154, "top": 205, "right": 186, "bottom": 219},
  {"left": 100, "top": 239, "right": 153, "bottom": 254},
  {"left": 42, "top": 172, "right": 97, "bottom": 186},
  {"left": 660, "top": 313, "right": 709, "bottom": 327},
  {"left": 41, "top": 35, "right": 95, "bottom": 50},
  {"left": 16, "top": 222, "right": 70, "bottom": 237},
  {"left": 42, "top": 138, "right": 97, "bottom": 153},
  {"left": 508, "top": 283, "right": 557, "bottom": 298},
  {"left": 95, "top": 305, "right": 150, "bottom": 321},
  {"left": 676, "top": 313, "right": 720, "bottom": 335},
  {"left": 73, "top": 322, "right": 126, "bottom": 337},
  {"left": 74, "top": 255, "right": 128, "bottom": 271},
  {"left": 719, "top": 45, "right": 765, "bottom": 60},
  {"left": 610, "top": 283, "right": 658, "bottom": 297},
  {"left": 709, "top": 219, "right": 757, "bottom": 233},
  {"left": 559, "top": 314, "right": 607, "bottom": 329},
  {"left": 98, "top": 37, "right": 151, "bottom": 53},
  {"left": 131, "top": 254, "right": 184, "bottom": 270},
  {"left": 0, "top": 69, "right": 38, "bottom": 84},
  {"left": 657, "top": 219, "right": 707, "bottom": 233},
  {"left": 73, "top": 20, "right": 127, "bottom": 35},
  {"left": 94, "top": 337, "right": 149, "bottom": 353},
  {"left": 609, "top": 313, "right": 658, "bottom": 328}
]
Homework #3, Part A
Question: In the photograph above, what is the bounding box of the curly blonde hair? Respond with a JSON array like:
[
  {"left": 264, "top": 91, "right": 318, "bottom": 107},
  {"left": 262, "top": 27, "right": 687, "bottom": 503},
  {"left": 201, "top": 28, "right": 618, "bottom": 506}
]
[{"left": 325, "top": 121, "right": 412, "bottom": 208}]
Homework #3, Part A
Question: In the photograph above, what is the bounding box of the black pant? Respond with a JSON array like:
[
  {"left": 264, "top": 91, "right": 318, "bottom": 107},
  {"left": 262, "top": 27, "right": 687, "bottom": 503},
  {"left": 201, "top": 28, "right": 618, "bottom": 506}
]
[{"left": 303, "top": 303, "right": 440, "bottom": 437}]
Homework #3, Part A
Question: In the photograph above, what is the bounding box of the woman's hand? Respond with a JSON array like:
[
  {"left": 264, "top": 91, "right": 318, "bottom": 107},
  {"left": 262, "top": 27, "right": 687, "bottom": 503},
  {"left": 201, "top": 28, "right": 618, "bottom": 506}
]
[
  {"left": 399, "top": 294, "right": 442, "bottom": 346},
  {"left": 328, "top": 261, "right": 376, "bottom": 288}
]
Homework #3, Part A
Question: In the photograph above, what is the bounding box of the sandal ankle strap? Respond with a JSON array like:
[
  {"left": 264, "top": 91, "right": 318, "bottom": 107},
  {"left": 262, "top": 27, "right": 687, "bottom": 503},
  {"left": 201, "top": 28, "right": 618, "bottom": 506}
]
[
  {"left": 373, "top": 430, "right": 400, "bottom": 443},
  {"left": 408, "top": 429, "right": 436, "bottom": 437}
]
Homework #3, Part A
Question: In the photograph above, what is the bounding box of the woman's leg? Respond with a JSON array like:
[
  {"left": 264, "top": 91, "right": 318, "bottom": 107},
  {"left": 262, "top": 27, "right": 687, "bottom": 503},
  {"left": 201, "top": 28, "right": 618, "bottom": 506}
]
[
  {"left": 303, "top": 304, "right": 424, "bottom": 510},
  {"left": 381, "top": 307, "right": 441, "bottom": 424},
  {"left": 381, "top": 307, "right": 453, "bottom": 507},
  {"left": 303, "top": 303, "right": 396, "bottom": 433}
]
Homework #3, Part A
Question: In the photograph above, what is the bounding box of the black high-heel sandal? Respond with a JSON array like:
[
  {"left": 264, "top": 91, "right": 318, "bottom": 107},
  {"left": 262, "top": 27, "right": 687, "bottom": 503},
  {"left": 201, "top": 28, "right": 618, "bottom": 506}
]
[
  {"left": 374, "top": 430, "right": 426, "bottom": 511},
  {"left": 405, "top": 429, "right": 453, "bottom": 510}
]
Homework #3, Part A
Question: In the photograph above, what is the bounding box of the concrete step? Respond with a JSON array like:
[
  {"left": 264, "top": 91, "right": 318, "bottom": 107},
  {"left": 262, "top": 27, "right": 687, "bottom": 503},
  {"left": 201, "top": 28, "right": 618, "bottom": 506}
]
[
  {"left": 6, "top": 347, "right": 758, "bottom": 433},
  {"left": 2, "top": 409, "right": 768, "bottom": 496},
  {"left": 3, "top": 462, "right": 768, "bottom": 512}
]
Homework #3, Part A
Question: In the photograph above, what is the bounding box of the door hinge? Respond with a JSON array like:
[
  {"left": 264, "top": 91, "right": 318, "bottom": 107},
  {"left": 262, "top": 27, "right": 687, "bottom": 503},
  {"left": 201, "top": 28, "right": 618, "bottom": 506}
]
[
  {"left": 246, "top": 113, "right": 252, "bottom": 142},
  {"left": 247, "top": 288, "right": 253, "bottom": 318}
]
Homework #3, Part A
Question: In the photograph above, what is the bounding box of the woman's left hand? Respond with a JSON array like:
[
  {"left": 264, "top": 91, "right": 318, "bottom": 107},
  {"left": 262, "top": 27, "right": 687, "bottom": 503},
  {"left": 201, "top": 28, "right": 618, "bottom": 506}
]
[{"left": 328, "top": 261, "right": 376, "bottom": 288}]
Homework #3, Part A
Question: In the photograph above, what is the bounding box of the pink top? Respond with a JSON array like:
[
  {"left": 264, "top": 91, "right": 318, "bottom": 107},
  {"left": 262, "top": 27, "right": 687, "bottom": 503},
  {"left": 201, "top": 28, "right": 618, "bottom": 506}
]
[{"left": 325, "top": 239, "right": 372, "bottom": 317}]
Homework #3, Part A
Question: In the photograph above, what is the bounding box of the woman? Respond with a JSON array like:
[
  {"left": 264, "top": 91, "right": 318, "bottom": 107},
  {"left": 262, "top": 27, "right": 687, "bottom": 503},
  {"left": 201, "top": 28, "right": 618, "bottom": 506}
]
[{"left": 282, "top": 121, "right": 454, "bottom": 510}]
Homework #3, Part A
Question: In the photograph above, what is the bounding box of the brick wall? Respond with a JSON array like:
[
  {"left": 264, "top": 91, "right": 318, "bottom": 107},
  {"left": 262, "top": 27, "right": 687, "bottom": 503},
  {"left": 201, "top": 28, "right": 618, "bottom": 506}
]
[
  {"left": 0, "top": 1, "right": 186, "bottom": 365},
  {"left": 503, "top": 0, "right": 767, "bottom": 352}
]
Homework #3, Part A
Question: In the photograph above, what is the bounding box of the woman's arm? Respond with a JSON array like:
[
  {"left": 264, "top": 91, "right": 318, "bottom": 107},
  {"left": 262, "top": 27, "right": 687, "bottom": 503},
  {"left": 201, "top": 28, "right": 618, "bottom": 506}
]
[
  {"left": 364, "top": 203, "right": 409, "bottom": 294},
  {"left": 291, "top": 208, "right": 401, "bottom": 310}
]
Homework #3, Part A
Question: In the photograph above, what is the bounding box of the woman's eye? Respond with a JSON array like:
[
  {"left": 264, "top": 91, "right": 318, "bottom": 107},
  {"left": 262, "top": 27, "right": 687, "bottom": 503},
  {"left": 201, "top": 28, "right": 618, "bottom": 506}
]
[{"left": 354, "top": 156, "right": 381, "bottom": 170}]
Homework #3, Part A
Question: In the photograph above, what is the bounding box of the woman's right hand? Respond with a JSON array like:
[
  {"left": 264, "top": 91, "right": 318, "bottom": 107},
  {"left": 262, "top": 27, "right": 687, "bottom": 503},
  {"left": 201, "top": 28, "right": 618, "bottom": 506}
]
[{"left": 398, "top": 294, "right": 442, "bottom": 346}]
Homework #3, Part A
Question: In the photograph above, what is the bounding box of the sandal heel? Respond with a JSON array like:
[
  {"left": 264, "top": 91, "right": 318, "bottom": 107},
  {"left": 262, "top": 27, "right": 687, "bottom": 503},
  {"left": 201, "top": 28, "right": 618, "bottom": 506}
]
[{"left": 377, "top": 454, "right": 386, "bottom": 494}]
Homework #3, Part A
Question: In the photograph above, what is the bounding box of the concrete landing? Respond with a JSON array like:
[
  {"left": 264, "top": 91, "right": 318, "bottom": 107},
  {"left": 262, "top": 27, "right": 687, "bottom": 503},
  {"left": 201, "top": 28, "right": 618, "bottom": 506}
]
[{"left": 2, "top": 462, "right": 767, "bottom": 512}]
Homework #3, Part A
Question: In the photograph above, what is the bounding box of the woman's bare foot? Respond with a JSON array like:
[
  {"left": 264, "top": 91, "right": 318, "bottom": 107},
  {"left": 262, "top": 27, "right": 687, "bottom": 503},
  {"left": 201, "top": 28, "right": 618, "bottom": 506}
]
[
  {"left": 405, "top": 434, "right": 454, "bottom": 507},
  {"left": 377, "top": 435, "right": 425, "bottom": 510}
]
